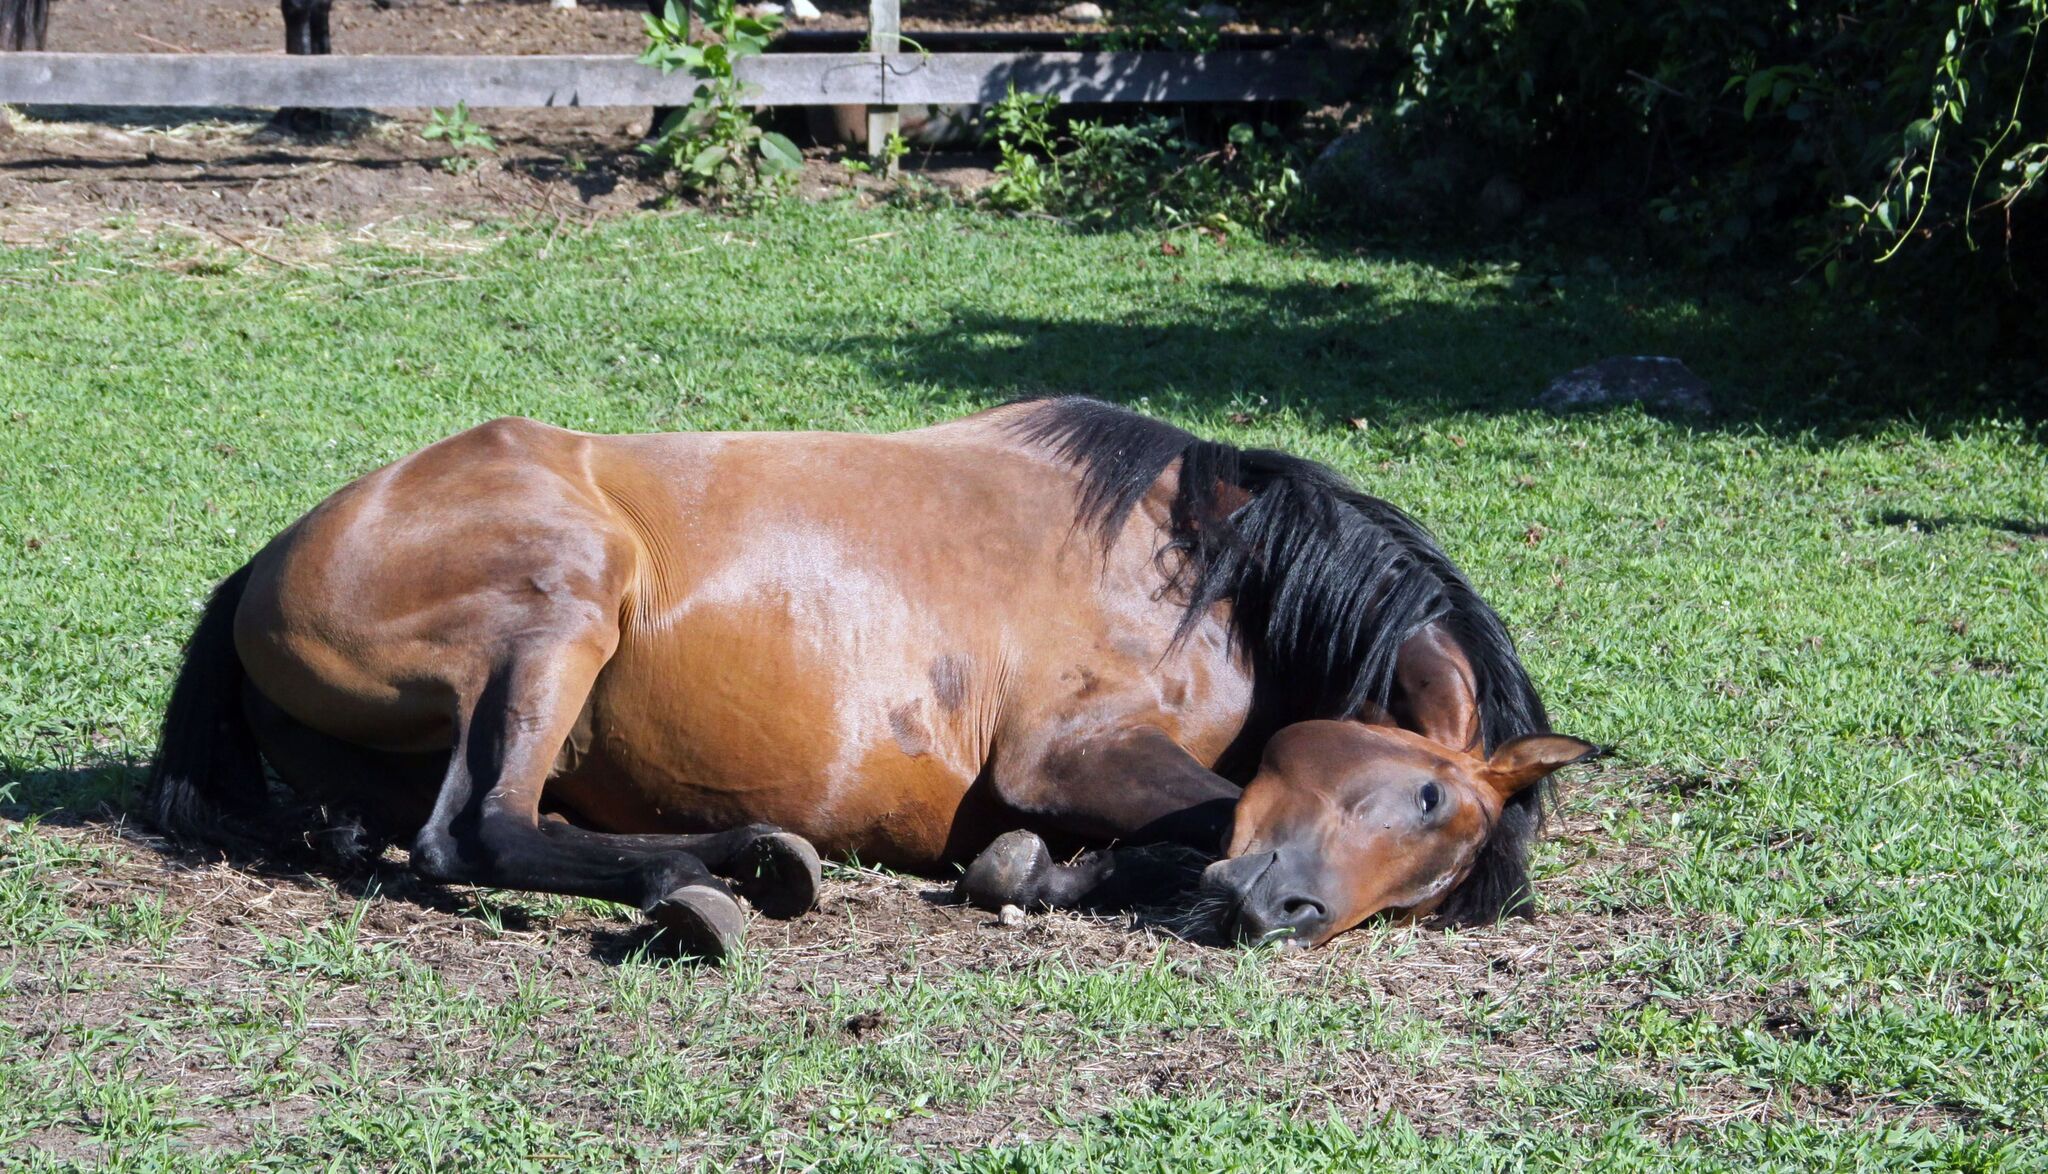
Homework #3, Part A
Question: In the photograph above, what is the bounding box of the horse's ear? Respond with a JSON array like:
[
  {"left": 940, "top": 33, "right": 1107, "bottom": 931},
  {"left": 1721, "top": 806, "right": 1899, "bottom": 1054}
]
[
  {"left": 1481, "top": 734, "right": 1603, "bottom": 798},
  {"left": 1391, "top": 625, "right": 1480, "bottom": 753}
]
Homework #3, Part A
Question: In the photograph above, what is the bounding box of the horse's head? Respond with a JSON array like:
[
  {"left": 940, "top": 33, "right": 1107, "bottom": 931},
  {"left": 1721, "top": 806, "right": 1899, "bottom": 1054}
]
[{"left": 1199, "top": 721, "right": 1599, "bottom": 949}]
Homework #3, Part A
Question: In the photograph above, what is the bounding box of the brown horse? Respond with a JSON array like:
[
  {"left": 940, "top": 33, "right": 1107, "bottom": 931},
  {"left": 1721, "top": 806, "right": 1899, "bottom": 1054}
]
[{"left": 148, "top": 397, "right": 1596, "bottom": 957}]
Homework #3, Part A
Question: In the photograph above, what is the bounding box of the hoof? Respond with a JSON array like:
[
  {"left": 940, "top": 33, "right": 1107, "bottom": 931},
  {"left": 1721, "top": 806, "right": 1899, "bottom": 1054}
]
[
  {"left": 956, "top": 829, "right": 1051, "bottom": 911},
  {"left": 728, "top": 830, "right": 822, "bottom": 919},
  {"left": 645, "top": 883, "right": 745, "bottom": 961}
]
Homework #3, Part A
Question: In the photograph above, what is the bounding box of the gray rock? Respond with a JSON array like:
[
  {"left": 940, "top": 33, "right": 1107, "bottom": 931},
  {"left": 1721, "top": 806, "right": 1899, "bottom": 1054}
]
[
  {"left": 549, "top": 0, "right": 576, "bottom": 9},
  {"left": 1541, "top": 356, "right": 1715, "bottom": 415},
  {"left": 1197, "top": 2, "right": 1238, "bottom": 19},
  {"left": 790, "top": 0, "right": 821, "bottom": 17},
  {"left": 1059, "top": 2, "right": 1105, "bottom": 23}
]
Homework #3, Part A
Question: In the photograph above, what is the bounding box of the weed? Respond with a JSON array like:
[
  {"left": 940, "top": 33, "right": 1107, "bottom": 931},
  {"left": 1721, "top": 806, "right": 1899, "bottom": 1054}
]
[
  {"left": 638, "top": 0, "right": 802, "bottom": 197},
  {"left": 419, "top": 102, "right": 497, "bottom": 175}
]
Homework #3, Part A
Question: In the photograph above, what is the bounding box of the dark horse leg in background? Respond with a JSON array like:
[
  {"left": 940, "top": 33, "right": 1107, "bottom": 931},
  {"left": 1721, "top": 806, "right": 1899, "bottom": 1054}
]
[
  {"left": 281, "top": 0, "right": 332, "bottom": 55},
  {"left": 0, "top": 0, "right": 48, "bottom": 138},
  {"left": 0, "top": 0, "right": 48, "bottom": 52},
  {"left": 273, "top": 0, "right": 335, "bottom": 133},
  {"left": 273, "top": 0, "right": 391, "bottom": 134}
]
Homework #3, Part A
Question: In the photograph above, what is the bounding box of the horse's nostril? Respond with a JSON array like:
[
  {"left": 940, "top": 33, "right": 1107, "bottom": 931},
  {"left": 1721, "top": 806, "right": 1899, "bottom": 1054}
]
[{"left": 1281, "top": 894, "right": 1326, "bottom": 925}]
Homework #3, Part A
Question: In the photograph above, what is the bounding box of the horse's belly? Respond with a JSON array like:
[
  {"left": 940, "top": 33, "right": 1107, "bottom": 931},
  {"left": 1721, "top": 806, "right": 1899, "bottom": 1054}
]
[{"left": 542, "top": 604, "right": 984, "bottom": 868}]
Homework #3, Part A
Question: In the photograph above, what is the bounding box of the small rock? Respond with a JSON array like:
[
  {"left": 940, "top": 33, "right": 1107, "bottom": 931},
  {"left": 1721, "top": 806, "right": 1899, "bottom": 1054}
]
[
  {"left": 790, "top": 0, "right": 821, "bottom": 17},
  {"left": 998, "top": 903, "right": 1027, "bottom": 927},
  {"left": 549, "top": 0, "right": 576, "bottom": 9},
  {"left": 1541, "top": 356, "right": 1715, "bottom": 415},
  {"left": 1059, "top": 2, "right": 1105, "bottom": 23},
  {"left": 753, "top": 1, "right": 785, "bottom": 12},
  {"left": 1197, "top": 2, "right": 1238, "bottom": 19}
]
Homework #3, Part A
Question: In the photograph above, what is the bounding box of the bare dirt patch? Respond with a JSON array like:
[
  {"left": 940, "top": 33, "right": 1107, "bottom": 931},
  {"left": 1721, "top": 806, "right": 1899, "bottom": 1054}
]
[
  {"left": 0, "top": 762, "right": 1969, "bottom": 1160},
  {"left": 35, "top": 0, "right": 1097, "bottom": 57},
  {"left": 2, "top": 0, "right": 1028, "bottom": 243},
  {"left": 0, "top": 106, "right": 997, "bottom": 244}
]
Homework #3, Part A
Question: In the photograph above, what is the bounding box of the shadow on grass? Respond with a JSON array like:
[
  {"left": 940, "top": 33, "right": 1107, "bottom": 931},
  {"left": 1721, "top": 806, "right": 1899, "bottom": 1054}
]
[
  {"left": 1875, "top": 511, "right": 2048, "bottom": 539},
  {"left": 0, "top": 756, "right": 725, "bottom": 964},
  {"left": 819, "top": 262, "right": 2046, "bottom": 445}
]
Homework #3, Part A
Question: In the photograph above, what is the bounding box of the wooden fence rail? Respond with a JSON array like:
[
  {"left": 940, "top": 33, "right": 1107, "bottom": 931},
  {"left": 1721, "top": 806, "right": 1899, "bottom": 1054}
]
[{"left": 0, "top": 50, "right": 1360, "bottom": 111}]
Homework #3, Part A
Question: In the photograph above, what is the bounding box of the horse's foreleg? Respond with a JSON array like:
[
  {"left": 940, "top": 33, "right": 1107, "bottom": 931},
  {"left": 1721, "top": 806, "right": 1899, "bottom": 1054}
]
[
  {"left": 408, "top": 641, "right": 816, "bottom": 959},
  {"left": 958, "top": 726, "right": 1238, "bottom": 913},
  {"left": 959, "top": 830, "right": 1210, "bottom": 915}
]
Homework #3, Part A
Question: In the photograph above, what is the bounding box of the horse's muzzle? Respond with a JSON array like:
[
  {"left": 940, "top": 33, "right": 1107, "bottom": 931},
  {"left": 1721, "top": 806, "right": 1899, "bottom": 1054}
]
[{"left": 1200, "top": 849, "right": 1329, "bottom": 950}]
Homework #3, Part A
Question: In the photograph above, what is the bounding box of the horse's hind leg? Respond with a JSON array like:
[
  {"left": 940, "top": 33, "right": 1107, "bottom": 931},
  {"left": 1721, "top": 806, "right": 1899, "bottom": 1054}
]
[{"left": 409, "top": 642, "right": 817, "bottom": 959}]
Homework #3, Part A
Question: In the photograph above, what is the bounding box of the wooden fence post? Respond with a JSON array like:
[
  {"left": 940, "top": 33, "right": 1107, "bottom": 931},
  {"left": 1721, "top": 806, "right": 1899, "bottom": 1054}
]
[{"left": 866, "top": 0, "right": 898, "bottom": 173}]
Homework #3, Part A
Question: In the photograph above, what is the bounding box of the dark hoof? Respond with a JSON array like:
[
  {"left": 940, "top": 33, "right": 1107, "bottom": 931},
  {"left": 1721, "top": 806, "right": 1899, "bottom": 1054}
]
[
  {"left": 645, "top": 883, "right": 745, "bottom": 961},
  {"left": 728, "top": 830, "right": 822, "bottom": 919},
  {"left": 956, "top": 829, "right": 1051, "bottom": 911}
]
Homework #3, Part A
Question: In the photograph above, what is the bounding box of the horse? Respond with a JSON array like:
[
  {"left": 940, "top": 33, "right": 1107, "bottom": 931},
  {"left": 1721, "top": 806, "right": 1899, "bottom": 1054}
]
[{"left": 147, "top": 397, "right": 1598, "bottom": 958}]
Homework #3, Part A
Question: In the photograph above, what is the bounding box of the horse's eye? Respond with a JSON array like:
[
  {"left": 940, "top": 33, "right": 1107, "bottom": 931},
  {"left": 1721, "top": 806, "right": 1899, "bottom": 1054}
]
[{"left": 1417, "top": 782, "right": 1442, "bottom": 813}]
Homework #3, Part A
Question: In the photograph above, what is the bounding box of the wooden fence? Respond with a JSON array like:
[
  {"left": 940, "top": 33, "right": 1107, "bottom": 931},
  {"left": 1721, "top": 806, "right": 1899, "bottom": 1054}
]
[{"left": 0, "top": 0, "right": 1362, "bottom": 158}]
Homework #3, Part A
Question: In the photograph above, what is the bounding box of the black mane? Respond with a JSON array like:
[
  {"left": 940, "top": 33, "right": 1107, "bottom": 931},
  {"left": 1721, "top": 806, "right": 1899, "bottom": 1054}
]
[{"left": 1008, "top": 396, "right": 1554, "bottom": 922}]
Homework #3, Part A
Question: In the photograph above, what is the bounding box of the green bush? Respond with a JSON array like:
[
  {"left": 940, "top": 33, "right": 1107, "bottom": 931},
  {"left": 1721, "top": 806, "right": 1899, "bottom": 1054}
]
[
  {"left": 983, "top": 88, "right": 1305, "bottom": 235},
  {"left": 1308, "top": 0, "right": 2045, "bottom": 336}
]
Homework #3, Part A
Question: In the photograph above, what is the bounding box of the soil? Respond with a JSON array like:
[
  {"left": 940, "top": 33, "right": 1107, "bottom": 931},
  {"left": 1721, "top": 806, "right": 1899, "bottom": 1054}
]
[
  {"left": 0, "top": 762, "right": 1967, "bottom": 1160},
  {"left": 0, "top": 0, "right": 1078, "bottom": 241},
  {"left": 34, "top": 0, "right": 1100, "bottom": 57},
  {"left": 0, "top": 102, "right": 1005, "bottom": 244}
]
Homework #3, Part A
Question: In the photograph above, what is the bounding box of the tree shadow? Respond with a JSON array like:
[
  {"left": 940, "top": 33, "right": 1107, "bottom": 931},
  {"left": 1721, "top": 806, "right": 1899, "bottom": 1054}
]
[
  {"left": 800, "top": 258, "right": 2044, "bottom": 445},
  {"left": 1874, "top": 511, "right": 2048, "bottom": 539}
]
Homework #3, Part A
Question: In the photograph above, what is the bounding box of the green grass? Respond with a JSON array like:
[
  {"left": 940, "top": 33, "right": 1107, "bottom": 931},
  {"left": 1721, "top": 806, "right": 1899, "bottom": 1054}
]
[{"left": 1, "top": 201, "right": 2044, "bottom": 1170}]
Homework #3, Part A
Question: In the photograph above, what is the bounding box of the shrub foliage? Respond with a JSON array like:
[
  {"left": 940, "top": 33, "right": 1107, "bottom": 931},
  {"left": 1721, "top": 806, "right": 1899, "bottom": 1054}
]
[{"left": 1332, "top": 0, "right": 2046, "bottom": 328}]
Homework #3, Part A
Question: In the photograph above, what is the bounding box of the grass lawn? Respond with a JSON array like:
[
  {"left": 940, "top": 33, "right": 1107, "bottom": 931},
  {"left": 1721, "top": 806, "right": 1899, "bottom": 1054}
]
[{"left": 2, "top": 201, "right": 2044, "bottom": 1170}]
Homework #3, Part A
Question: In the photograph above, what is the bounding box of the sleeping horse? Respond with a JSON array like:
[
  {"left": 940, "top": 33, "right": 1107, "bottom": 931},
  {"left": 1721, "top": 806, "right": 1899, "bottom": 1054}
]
[{"left": 148, "top": 397, "right": 1598, "bottom": 959}]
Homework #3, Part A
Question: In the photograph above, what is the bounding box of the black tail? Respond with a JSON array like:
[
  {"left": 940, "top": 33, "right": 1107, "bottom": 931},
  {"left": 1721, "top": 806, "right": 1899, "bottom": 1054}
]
[{"left": 146, "top": 563, "right": 269, "bottom": 846}]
